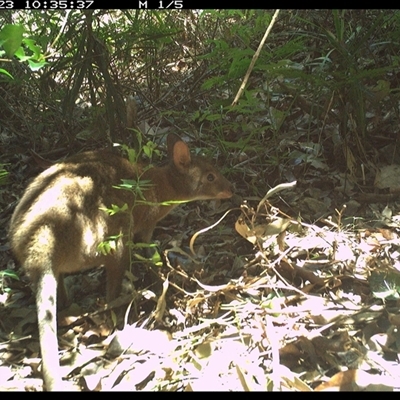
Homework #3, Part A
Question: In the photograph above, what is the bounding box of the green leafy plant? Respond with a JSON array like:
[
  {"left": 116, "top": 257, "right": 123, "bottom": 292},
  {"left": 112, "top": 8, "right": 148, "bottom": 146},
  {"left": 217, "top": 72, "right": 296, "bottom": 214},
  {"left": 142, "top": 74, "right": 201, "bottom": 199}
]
[
  {"left": 0, "top": 269, "right": 20, "bottom": 294},
  {"left": 0, "top": 164, "right": 9, "bottom": 185},
  {"left": 97, "top": 233, "right": 124, "bottom": 256},
  {"left": 98, "top": 140, "right": 164, "bottom": 268},
  {"left": 0, "top": 23, "right": 47, "bottom": 78}
]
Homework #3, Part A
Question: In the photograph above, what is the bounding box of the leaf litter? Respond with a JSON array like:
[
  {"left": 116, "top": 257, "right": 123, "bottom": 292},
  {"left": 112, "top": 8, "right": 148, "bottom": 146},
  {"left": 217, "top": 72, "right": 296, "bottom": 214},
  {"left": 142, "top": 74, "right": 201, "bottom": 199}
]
[{"left": 3, "top": 180, "right": 400, "bottom": 391}]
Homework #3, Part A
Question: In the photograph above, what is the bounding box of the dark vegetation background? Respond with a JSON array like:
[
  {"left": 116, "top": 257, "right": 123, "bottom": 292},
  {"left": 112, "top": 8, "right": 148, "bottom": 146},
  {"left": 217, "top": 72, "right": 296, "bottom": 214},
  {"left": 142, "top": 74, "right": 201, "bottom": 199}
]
[{"left": 1, "top": 9, "right": 400, "bottom": 391}]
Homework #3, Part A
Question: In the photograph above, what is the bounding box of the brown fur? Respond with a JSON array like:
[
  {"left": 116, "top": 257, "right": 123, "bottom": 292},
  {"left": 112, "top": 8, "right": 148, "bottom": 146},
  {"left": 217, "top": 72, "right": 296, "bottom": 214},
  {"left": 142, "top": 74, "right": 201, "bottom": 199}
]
[{"left": 9, "top": 134, "right": 232, "bottom": 390}]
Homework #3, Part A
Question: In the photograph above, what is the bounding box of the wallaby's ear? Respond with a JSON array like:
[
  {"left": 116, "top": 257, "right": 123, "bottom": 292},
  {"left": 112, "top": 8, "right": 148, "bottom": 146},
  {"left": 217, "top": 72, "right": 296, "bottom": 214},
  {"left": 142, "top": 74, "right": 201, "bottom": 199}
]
[
  {"left": 167, "top": 134, "right": 181, "bottom": 159},
  {"left": 167, "top": 134, "right": 191, "bottom": 170},
  {"left": 173, "top": 141, "right": 191, "bottom": 170}
]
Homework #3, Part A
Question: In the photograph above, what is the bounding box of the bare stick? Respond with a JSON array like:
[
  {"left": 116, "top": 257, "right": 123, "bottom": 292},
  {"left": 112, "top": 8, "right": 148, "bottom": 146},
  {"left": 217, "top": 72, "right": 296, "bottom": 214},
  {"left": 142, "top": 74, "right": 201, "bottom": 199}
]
[{"left": 232, "top": 9, "right": 280, "bottom": 106}]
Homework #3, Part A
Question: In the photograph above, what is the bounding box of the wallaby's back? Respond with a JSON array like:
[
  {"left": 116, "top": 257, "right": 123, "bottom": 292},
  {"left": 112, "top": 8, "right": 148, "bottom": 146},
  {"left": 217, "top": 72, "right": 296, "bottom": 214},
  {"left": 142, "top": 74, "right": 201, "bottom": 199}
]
[
  {"left": 10, "top": 152, "right": 140, "bottom": 279},
  {"left": 9, "top": 133, "right": 232, "bottom": 390}
]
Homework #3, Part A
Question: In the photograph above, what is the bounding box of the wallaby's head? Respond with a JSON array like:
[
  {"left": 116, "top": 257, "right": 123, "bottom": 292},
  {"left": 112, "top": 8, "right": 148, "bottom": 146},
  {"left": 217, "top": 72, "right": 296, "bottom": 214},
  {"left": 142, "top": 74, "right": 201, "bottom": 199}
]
[{"left": 165, "top": 134, "right": 233, "bottom": 201}]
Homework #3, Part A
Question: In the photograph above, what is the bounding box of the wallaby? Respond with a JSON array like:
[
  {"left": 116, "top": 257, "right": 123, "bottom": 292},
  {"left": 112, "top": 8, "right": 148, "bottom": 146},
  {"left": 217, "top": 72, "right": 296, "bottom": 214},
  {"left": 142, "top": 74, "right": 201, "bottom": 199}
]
[{"left": 9, "top": 133, "right": 233, "bottom": 390}]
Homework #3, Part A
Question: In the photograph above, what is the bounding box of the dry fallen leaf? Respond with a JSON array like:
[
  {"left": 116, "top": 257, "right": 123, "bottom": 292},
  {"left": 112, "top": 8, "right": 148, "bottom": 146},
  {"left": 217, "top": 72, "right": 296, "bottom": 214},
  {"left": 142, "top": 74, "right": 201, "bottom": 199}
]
[{"left": 315, "top": 369, "right": 395, "bottom": 391}]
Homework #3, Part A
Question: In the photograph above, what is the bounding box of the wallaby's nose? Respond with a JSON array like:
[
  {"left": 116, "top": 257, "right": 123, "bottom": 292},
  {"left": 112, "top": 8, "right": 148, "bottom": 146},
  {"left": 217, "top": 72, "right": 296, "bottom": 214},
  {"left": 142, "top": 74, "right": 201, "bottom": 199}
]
[{"left": 219, "top": 183, "right": 233, "bottom": 199}]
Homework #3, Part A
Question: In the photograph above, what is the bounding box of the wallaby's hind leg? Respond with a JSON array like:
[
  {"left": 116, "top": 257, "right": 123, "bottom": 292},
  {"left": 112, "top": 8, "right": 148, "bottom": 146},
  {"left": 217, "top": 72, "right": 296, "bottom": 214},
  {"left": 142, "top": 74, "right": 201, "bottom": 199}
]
[{"left": 105, "top": 248, "right": 130, "bottom": 303}]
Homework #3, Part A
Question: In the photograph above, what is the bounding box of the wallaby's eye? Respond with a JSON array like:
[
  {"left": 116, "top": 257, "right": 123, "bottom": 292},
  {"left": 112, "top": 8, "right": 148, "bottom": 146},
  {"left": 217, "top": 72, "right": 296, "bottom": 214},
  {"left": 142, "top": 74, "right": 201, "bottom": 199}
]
[{"left": 207, "top": 173, "right": 215, "bottom": 182}]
